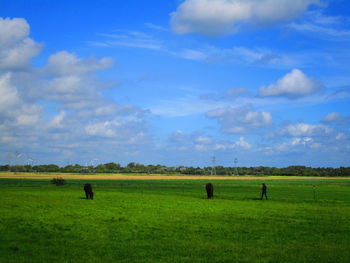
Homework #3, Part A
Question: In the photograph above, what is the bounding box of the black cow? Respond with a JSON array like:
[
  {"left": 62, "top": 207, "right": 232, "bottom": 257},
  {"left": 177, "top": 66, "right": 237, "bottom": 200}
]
[
  {"left": 206, "top": 183, "right": 214, "bottom": 199},
  {"left": 84, "top": 183, "right": 94, "bottom": 200}
]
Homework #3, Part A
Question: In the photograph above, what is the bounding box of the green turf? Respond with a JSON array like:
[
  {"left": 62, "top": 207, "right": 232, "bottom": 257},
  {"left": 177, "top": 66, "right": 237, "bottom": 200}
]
[{"left": 1, "top": 178, "right": 350, "bottom": 263}]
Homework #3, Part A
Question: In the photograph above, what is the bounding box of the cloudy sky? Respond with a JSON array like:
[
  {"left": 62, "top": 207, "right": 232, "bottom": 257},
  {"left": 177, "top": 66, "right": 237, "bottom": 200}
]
[{"left": 1, "top": 0, "right": 349, "bottom": 167}]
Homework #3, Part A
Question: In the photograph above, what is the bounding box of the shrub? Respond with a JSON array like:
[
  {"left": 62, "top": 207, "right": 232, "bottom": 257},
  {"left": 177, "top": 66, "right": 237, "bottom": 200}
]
[{"left": 51, "top": 177, "right": 66, "bottom": 186}]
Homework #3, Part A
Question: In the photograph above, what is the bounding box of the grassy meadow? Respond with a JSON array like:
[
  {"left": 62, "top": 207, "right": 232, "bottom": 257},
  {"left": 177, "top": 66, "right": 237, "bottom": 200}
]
[{"left": 1, "top": 178, "right": 350, "bottom": 263}]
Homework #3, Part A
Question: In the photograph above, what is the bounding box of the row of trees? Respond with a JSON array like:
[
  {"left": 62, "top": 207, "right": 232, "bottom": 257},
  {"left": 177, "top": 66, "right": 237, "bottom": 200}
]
[{"left": 1, "top": 163, "right": 349, "bottom": 176}]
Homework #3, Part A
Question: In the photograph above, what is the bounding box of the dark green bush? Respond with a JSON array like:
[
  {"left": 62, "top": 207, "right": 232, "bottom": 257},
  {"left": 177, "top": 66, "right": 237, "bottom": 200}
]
[{"left": 51, "top": 177, "right": 66, "bottom": 186}]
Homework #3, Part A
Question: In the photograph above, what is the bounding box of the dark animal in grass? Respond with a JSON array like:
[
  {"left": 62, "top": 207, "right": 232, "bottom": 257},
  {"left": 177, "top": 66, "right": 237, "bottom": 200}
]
[
  {"left": 206, "top": 183, "right": 214, "bottom": 199},
  {"left": 84, "top": 184, "right": 94, "bottom": 199}
]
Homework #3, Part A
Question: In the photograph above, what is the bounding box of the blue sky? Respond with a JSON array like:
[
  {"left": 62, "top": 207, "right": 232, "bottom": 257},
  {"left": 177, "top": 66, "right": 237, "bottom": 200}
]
[{"left": 0, "top": 0, "right": 349, "bottom": 167}]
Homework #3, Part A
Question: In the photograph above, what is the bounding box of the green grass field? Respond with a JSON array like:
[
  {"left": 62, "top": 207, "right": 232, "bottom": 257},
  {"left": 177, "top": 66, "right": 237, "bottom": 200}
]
[{"left": 1, "top": 178, "right": 350, "bottom": 263}]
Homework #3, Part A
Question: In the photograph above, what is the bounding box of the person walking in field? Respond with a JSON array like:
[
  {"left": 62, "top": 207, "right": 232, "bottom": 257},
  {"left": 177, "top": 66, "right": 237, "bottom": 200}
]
[{"left": 261, "top": 183, "right": 267, "bottom": 200}]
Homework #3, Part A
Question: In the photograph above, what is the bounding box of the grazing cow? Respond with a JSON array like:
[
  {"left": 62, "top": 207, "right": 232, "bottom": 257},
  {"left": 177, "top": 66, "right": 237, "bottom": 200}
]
[
  {"left": 206, "top": 183, "right": 214, "bottom": 199},
  {"left": 84, "top": 183, "right": 94, "bottom": 200}
]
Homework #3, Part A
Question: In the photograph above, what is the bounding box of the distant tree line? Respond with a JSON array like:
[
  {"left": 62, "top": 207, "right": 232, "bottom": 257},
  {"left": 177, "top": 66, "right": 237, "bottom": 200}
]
[{"left": 0, "top": 163, "right": 349, "bottom": 176}]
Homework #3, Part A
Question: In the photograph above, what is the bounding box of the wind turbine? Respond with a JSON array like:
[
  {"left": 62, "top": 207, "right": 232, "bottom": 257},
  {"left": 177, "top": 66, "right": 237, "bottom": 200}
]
[
  {"left": 87, "top": 158, "right": 99, "bottom": 167},
  {"left": 26, "top": 158, "right": 36, "bottom": 166},
  {"left": 14, "top": 151, "right": 23, "bottom": 174},
  {"left": 211, "top": 154, "right": 216, "bottom": 176},
  {"left": 14, "top": 151, "right": 23, "bottom": 165},
  {"left": 6, "top": 152, "right": 14, "bottom": 165},
  {"left": 234, "top": 157, "right": 238, "bottom": 175}
]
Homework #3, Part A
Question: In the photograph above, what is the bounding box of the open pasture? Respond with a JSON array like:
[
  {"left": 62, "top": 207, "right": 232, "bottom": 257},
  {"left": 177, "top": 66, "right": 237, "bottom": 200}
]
[{"left": 1, "top": 178, "right": 350, "bottom": 263}]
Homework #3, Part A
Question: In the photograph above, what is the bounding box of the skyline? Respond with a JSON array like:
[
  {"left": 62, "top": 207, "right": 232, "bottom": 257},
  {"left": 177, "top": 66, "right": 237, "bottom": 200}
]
[{"left": 0, "top": 0, "right": 349, "bottom": 167}]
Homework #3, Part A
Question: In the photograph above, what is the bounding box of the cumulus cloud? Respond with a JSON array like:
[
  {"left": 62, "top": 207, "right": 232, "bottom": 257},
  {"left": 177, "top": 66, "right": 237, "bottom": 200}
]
[
  {"left": 166, "top": 130, "right": 252, "bottom": 152},
  {"left": 45, "top": 75, "right": 101, "bottom": 104},
  {"left": 85, "top": 121, "right": 121, "bottom": 137},
  {"left": 15, "top": 104, "right": 42, "bottom": 126},
  {"left": 46, "top": 51, "right": 113, "bottom": 76},
  {"left": 207, "top": 105, "right": 272, "bottom": 134},
  {"left": 263, "top": 119, "right": 350, "bottom": 159},
  {"left": 0, "top": 73, "right": 20, "bottom": 112},
  {"left": 275, "top": 137, "right": 316, "bottom": 151},
  {"left": 0, "top": 72, "right": 42, "bottom": 127},
  {"left": 42, "top": 52, "right": 115, "bottom": 105},
  {"left": 234, "top": 136, "right": 252, "bottom": 149},
  {"left": 278, "top": 123, "right": 332, "bottom": 137},
  {"left": 0, "top": 17, "right": 41, "bottom": 70},
  {"left": 0, "top": 18, "right": 154, "bottom": 165},
  {"left": 171, "top": 0, "right": 319, "bottom": 36},
  {"left": 259, "top": 69, "right": 321, "bottom": 98},
  {"left": 195, "top": 136, "right": 252, "bottom": 151}
]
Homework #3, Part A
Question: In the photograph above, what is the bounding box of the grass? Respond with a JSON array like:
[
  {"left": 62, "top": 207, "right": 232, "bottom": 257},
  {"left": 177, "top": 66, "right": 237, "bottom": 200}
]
[{"left": 1, "top": 178, "right": 350, "bottom": 263}]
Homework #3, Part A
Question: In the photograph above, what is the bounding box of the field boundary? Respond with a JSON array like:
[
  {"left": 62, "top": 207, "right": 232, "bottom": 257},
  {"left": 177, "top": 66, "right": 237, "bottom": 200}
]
[{"left": 0, "top": 172, "right": 349, "bottom": 180}]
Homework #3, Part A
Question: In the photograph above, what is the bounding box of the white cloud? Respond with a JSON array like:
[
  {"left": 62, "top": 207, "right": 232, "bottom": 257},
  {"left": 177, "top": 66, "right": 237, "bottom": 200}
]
[
  {"left": 49, "top": 75, "right": 83, "bottom": 93},
  {"left": 279, "top": 123, "right": 332, "bottom": 137},
  {"left": 328, "top": 86, "right": 350, "bottom": 100},
  {"left": 276, "top": 137, "right": 314, "bottom": 151},
  {"left": 336, "top": 133, "right": 347, "bottom": 140},
  {"left": 225, "top": 88, "right": 247, "bottom": 98},
  {"left": 144, "top": 23, "right": 167, "bottom": 31},
  {"left": 288, "top": 22, "right": 350, "bottom": 39},
  {"left": 220, "top": 46, "right": 293, "bottom": 66},
  {"left": 323, "top": 112, "right": 341, "bottom": 122},
  {"left": 211, "top": 137, "right": 252, "bottom": 150},
  {"left": 207, "top": 105, "right": 272, "bottom": 134},
  {"left": 0, "top": 17, "right": 41, "bottom": 70},
  {"left": 200, "top": 87, "right": 247, "bottom": 101},
  {"left": 0, "top": 72, "right": 42, "bottom": 127},
  {"left": 45, "top": 72, "right": 111, "bottom": 105},
  {"left": 0, "top": 73, "right": 20, "bottom": 111},
  {"left": 0, "top": 17, "right": 29, "bottom": 46},
  {"left": 195, "top": 136, "right": 213, "bottom": 144},
  {"left": 85, "top": 121, "right": 120, "bottom": 137},
  {"left": 194, "top": 144, "right": 209, "bottom": 151},
  {"left": 322, "top": 112, "right": 350, "bottom": 126},
  {"left": 286, "top": 10, "right": 350, "bottom": 40},
  {"left": 50, "top": 111, "right": 66, "bottom": 128},
  {"left": 91, "top": 31, "right": 297, "bottom": 68},
  {"left": 175, "top": 49, "right": 208, "bottom": 61},
  {"left": 169, "top": 130, "right": 188, "bottom": 143},
  {"left": 0, "top": 18, "right": 154, "bottom": 165},
  {"left": 44, "top": 75, "right": 101, "bottom": 105},
  {"left": 46, "top": 51, "right": 113, "bottom": 76},
  {"left": 90, "top": 31, "right": 164, "bottom": 51},
  {"left": 15, "top": 105, "right": 41, "bottom": 126},
  {"left": 171, "top": 0, "right": 319, "bottom": 36},
  {"left": 259, "top": 69, "right": 321, "bottom": 98},
  {"left": 233, "top": 136, "right": 252, "bottom": 149},
  {"left": 167, "top": 130, "right": 252, "bottom": 153}
]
